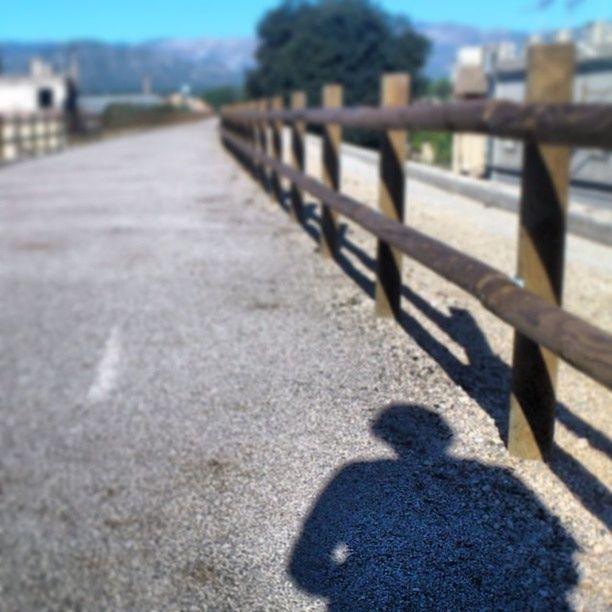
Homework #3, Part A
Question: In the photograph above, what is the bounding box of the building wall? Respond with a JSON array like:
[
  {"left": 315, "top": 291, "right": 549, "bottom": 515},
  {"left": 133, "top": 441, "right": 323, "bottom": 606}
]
[
  {"left": 489, "top": 58, "right": 612, "bottom": 205},
  {"left": 0, "top": 76, "right": 67, "bottom": 113}
]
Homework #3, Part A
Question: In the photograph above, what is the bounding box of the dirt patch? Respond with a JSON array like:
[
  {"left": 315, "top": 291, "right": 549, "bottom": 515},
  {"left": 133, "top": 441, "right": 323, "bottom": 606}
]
[
  {"left": 249, "top": 300, "right": 282, "bottom": 311},
  {"left": 11, "top": 240, "right": 61, "bottom": 252}
]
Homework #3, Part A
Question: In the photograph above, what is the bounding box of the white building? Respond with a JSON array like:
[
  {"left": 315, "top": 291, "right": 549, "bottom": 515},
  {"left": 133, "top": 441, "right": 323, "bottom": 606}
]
[
  {"left": 0, "top": 59, "right": 69, "bottom": 162},
  {"left": 488, "top": 22, "right": 612, "bottom": 206},
  {"left": 450, "top": 21, "right": 612, "bottom": 207},
  {"left": 0, "top": 59, "right": 69, "bottom": 113}
]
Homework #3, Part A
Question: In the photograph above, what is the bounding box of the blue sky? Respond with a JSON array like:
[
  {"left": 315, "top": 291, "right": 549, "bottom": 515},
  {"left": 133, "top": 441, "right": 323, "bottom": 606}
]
[{"left": 1, "top": 0, "right": 610, "bottom": 41}]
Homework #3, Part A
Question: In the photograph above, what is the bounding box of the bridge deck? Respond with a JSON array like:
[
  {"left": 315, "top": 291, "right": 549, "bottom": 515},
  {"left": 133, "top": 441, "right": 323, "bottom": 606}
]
[{"left": 1, "top": 120, "right": 610, "bottom": 609}]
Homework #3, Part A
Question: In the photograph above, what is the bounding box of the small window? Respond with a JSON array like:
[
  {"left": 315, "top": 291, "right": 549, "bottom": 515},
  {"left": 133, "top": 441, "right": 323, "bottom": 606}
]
[{"left": 38, "top": 88, "right": 53, "bottom": 109}]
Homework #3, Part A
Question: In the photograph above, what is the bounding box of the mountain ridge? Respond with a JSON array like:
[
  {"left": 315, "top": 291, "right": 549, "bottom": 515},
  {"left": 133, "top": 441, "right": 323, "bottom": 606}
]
[{"left": 0, "top": 23, "right": 528, "bottom": 93}]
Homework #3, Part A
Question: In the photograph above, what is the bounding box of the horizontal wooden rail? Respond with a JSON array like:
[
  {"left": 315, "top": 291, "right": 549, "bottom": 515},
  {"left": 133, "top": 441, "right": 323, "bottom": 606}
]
[
  {"left": 222, "top": 99, "right": 612, "bottom": 149},
  {"left": 221, "top": 127, "right": 612, "bottom": 391},
  {"left": 0, "top": 111, "right": 64, "bottom": 121},
  {"left": 220, "top": 47, "right": 611, "bottom": 462}
]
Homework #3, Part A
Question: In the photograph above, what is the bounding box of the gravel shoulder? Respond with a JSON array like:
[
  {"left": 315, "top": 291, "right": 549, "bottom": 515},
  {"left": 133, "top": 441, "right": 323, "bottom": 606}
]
[{"left": 0, "top": 119, "right": 610, "bottom": 610}]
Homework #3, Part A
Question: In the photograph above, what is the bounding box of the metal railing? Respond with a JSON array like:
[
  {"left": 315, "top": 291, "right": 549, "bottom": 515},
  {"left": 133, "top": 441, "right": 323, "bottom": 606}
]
[{"left": 219, "top": 43, "right": 612, "bottom": 461}]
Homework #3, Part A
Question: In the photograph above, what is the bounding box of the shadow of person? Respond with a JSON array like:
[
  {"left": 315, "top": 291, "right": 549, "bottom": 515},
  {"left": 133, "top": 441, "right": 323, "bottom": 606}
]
[
  {"left": 288, "top": 405, "right": 578, "bottom": 611},
  {"left": 305, "top": 221, "right": 611, "bottom": 526}
]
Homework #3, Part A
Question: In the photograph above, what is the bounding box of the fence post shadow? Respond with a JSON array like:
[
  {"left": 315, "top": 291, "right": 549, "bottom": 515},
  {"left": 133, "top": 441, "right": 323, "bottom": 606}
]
[
  {"left": 294, "top": 199, "right": 612, "bottom": 528},
  {"left": 221, "top": 120, "right": 611, "bottom": 527},
  {"left": 288, "top": 403, "right": 578, "bottom": 610}
]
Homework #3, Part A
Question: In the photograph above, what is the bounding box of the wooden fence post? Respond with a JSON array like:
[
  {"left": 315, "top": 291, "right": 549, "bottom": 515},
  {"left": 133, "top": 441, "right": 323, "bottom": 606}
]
[
  {"left": 233, "top": 103, "right": 243, "bottom": 165},
  {"left": 290, "top": 91, "right": 306, "bottom": 221},
  {"left": 271, "top": 95, "right": 284, "bottom": 205},
  {"left": 251, "top": 100, "right": 260, "bottom": 184},
  {"left": 220, "top": 104, "right": 227, "bottom": 149},
  {"left": 508, "top": 43, "right": 575, "bottom": 460},
  {"left": 243, "top": 102, "right": 251, "bottom": 170},
  {"left": 16, "top": 115, "right": 23, "bottom": 158},
  {"left": 248, "top": 100, "right": 258, "bottom": 178},
  {"left": 255, "top": 99, "right": 269, "bottom": 192},
  {"left": 320, "top": 84, "right": 343, "bottom": 258},
  {"left": 45, "top": 114, "right": 51, "bottom": 154},
  {"left": 246, "top": 101, "right": 254, "bottom": 173},
  {"left": 375, "top": 73, "right": 410, "bottom": 318}
]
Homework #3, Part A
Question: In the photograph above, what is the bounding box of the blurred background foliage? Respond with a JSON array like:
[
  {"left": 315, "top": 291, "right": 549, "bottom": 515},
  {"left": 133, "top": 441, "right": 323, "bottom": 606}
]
[
  {"left": 246, "top": 0, "right": 430, "bottom": 106},
  {"left": 411, "top": 131, "right": 452, "bottom": 167},
  {"left": 100, "top": 103, "right": 195, "bottom": 130},
  {"left": 222, "top": 0, "right": 453, "bottom": 159},
  {"left": 201, "top": 85, "right": 246, "bottom": 110},
  {"left": 246, "top": 0, "right": 430, "bottom": 151}
]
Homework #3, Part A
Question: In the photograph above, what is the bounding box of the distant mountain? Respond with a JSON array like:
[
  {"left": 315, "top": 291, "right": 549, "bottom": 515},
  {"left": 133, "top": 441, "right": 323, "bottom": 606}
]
[
  {"left": 0, "top": 39, "right": 257, "bottom": 93},
  {"left": 0, "top": 23, "right": 528, "bottom": 93},
  {"left": 147, "top": 38, "right": 256, "bottom": 72}
]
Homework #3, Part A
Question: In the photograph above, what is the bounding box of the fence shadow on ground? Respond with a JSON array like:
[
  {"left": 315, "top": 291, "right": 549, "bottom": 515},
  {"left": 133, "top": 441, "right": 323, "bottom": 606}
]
[
  {"left": 289, "top": 195, "right": 611, "bottom": 529},
  {"left": 288, "top": 404, "right": 578, "bottom": 610}
]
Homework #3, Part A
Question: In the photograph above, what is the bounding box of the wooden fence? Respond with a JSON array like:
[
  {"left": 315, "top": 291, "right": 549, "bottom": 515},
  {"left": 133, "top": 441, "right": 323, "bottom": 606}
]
[
  {"left": 0, "top": 111, "right": 66, "bottom": 164},
  {"left": 219, "top": 43, "right": 612, "bottom": 462}
]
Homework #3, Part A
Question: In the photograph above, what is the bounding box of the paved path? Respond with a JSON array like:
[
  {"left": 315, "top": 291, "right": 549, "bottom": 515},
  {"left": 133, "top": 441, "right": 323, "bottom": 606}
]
[{"left": 1, "top": 120, "right": 608, "bottom": 609}]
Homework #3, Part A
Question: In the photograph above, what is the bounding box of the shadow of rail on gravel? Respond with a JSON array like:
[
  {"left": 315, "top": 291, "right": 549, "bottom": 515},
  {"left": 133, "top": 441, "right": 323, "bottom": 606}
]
[
  {"left": 295, "top": 199, "right": 612, "bottom": 529},
  {"left": 288, "top": 404, "right": 577, "bottom": 610}
]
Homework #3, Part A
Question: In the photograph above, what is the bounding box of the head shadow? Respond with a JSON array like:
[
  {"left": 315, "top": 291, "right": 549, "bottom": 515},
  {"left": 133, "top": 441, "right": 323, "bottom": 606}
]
[
  {"left": 371, "top": 402, "right": 452, "bottom": 459},
  {"left": 288, "top": 404, "right": 578, "bottom": 611}
]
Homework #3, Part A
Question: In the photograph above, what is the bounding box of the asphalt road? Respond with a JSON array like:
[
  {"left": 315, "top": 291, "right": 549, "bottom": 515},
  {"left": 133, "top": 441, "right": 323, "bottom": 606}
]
[{"left": 0, "top": 120, "right": 606, "bottom": 610}]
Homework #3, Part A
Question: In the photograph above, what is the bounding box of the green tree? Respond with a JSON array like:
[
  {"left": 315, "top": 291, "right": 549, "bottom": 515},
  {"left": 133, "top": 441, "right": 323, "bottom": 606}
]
[
  {"left": 201, "top": 85, "right": 244, "bottom": 110},
  {"left": 426, "top": 77, "right": 452, "bottom": 101},
  {"left": 246, "top": 0, "right": 430, "bottom": 108}
]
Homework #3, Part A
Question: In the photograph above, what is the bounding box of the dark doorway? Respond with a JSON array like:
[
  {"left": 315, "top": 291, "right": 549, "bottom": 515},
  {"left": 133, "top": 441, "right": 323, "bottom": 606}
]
[{"left": 37, "top": 88, "right": 54, "bottom": 109}]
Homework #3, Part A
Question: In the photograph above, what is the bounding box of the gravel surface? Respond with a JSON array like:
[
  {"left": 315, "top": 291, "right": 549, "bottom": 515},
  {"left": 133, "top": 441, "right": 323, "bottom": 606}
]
[{"left": 1, "top": 119, "right": 610, "bottom": 610}]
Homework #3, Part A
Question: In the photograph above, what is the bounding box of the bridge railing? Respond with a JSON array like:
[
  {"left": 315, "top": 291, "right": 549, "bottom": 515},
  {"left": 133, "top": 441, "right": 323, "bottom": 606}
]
[
  {"left": 218, "top": 43, "right": 612, "bottom": 461},
  {"left": 0, "top": 111, "right": 67, "bottom": 164}
]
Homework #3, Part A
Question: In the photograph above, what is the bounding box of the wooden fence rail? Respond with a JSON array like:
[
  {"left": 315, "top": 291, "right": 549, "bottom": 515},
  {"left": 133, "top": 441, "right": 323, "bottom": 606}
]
[
  {"left": 221, "top": 100, "right": 612, "bottom": 149},
  {"left": 219, "top": 43, "right": 612, "bottom": 462}
]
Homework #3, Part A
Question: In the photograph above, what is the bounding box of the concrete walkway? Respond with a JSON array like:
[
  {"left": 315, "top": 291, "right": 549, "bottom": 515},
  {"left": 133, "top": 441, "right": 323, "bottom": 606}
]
[{"left": 1, "top": 120, "right": 609, "bottom": 609}]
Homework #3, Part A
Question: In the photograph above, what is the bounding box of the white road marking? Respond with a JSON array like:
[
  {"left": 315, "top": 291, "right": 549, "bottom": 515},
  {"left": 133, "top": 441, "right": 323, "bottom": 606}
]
[{"left": 87, "top": 326, "right": 121, "bottom": 403}]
